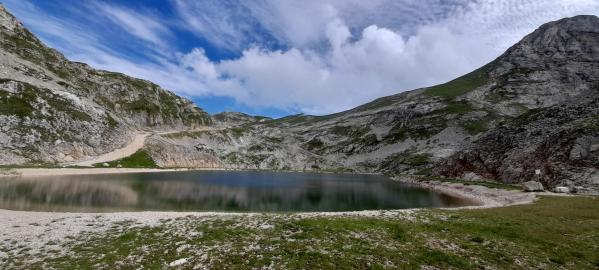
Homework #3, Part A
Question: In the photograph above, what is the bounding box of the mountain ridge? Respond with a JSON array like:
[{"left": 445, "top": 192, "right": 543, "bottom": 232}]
[
  {"left": 0, "top": 5, "right": 597, "bottom": 193},
  {"left": 152, "top": 14, "right": 598, "bottom": 192},
  {"left": 0, "top": 5, "right": 211, "bottom": 165}
]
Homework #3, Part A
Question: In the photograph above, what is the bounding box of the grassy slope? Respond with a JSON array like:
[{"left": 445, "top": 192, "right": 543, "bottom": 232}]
[
  {"left": 93, "top": 149, "right": 157, "bottom": 168},
  {"left": 7, "top": 196, "right": 599, "bottom": 269}
]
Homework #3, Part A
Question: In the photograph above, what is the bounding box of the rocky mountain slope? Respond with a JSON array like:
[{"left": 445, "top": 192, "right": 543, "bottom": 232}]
[
  {"left": 0, "top": 5, "right": 211, "bottom": 165},
  {"left": 149, "top": 15, "right": 599, "bottom": 192},
  {"left": 0, "top": 5, "right": 596, "bottom": 193}
]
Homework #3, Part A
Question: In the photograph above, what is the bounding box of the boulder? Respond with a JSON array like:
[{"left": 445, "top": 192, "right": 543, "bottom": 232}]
[
  {"left": 522, "top": 181, "right": 544, "bottom": 192},
  {"left": 554, "top": 186, "right": 570, "bottom": 193},
  {"left": 463, "top": 172, "right": 482, "bottom": 181}
]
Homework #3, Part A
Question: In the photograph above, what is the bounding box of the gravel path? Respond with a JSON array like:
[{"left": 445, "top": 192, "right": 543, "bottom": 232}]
[{"left": 71, "top": 133, "right": 150, "bottom": 167}]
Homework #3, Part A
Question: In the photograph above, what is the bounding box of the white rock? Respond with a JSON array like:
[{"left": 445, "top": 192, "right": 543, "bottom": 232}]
[
  {"left": 522, "top": 181, "right": 544, "bottom": 192},
  {"left": 169, "top": 258, "right": 188, "bottom": 267},
  {"left": 259, "top": 224, "right": 274, "bottom": 230},
  {"left": 176, "top": 244, "right": 190, "bottom": 253},
  {"left": 554, "top": 186, "right": 570, "bottom": 193},
  {"left": 463, "top": 172, "right": 482, "bottom": 181},
  {"left": 102, "top": 162, "right": 109, "bottom": 167}
]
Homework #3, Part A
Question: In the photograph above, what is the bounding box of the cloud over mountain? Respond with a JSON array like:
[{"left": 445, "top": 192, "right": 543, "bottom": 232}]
[{"left": 4, "top": 0, "right": 599, "bottom": 115}]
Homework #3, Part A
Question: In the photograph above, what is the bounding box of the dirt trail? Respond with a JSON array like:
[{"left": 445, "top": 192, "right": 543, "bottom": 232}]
[
  {"left": 69, "top": 127, "right": 224, "bottom": 167},
  {"left": 72, "top": 133, "right": 150, "bottom": 167}
]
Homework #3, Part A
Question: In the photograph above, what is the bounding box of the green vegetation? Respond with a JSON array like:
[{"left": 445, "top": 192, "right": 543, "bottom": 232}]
[
  {"left": 123, "top": 98, "right": 161, "bottom": 115},
  {"left": 9, "top": 196, "right": 599, "bottom": 269},
  {"left": 1, "top": 29, "right": 60, "bottom": 64},
  {"left": 45, "top": 93, "right": 92, "bottom": 122},
  {"left": 47, "top": 65, "right": 71, "bottom": 80},
  {"left": 404, "top": 154, "right": 431, "bottom": 166},
  {"left": 105, "top": 114, "right": 118, "bottom": 128},
  {"left": 441, "top": 100, "right": 475, "bottom": 114},
  {"left": 578, "top": 116, "right": 599, "bottom": 132},
  {"left": 95, "top": 149, "right": 157, "bottom": 168},
  {"left": 304, "top": 138, "right": 324, "bottom": 150},
  {"left": 380, "top": 152, "right": 433, "bottom": 174},
  {"left": 425, "top": 64, "right": 491, "bottom": 99},
  {"left": 414, "top": 167, "right": 433, "bottom": 176},
  {"left": 0, "top": 88, "right": 35, "bottom": 118},
  {"left": 0, "top": 81, "right": 92, "bottom": 123},
  {"left": 383, "top": 126, "right": 407, "bottom": 142},
  {"left": 164, "top": 130, "right": 208, "bottom": 139},
  {"left": 463, "top": 120, "right": 489, "bottom": 134},
  {"left": 230, "top": 127, "right": 248, "bottom": 138}
]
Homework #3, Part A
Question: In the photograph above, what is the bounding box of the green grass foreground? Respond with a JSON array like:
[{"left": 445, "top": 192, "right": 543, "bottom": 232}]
[{"left": 7, "top": 196, "right": 599, "bottom": 269}]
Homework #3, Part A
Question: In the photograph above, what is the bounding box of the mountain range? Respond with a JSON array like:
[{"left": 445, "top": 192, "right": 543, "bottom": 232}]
[{"left": 0, "top": 5, "right": 597, "bottom": 193}]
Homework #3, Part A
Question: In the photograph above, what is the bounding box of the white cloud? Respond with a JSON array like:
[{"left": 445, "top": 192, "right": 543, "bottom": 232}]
[
  {"left": 4, "top": 0, "right": 599, "bottom": 115},
  {"left": 94, "top": 3, "right": 172, "bottom": 49},
  {"left": 213, "top": 21, "right": 485, "bottom": 114},
  {"left": 172, "top": 0, "right": 264, "bottom": 51}
]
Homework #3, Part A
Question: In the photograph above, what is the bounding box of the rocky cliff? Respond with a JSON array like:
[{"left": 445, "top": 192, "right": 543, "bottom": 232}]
[
  {"left": 150, "top": 15, "right": 599, "bottom": 193},
  {"left": 0, "top": 5, "right": 211, "bottom": 165}
]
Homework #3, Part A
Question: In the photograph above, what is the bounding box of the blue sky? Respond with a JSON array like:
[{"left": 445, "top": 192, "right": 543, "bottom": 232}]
[{"left": 3, "top": 0, "right": 599, "bottom": 118}]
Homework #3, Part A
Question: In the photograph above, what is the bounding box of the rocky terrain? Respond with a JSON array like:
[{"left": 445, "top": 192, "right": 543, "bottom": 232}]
[
  {"left": 147, "top": 15, "right": 599, "bottom": 192},
  {"left": 0, "top": 5, "right": 210, "bottom": 165},
  {"left": 0, "top": 4, "right": 597, "bottom": 193}
]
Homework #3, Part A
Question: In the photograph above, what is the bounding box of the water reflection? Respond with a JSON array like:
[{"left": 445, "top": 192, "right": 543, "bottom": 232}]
[{"left": 0, "top": 171, "right": 473, "bottom": 212}]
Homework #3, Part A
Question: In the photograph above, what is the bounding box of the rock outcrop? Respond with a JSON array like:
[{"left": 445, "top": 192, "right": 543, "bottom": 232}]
[
  {"left": 151, "top": 15, "right": 599, "bottom": 193},
  {"left": 0, "top": 5, "right": 211, "bottom": 165}
]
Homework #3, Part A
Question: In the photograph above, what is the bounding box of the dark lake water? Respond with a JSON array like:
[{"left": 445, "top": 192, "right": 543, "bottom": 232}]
[{"left": 0, "top": 170, "right": 473, "bottom": 212}]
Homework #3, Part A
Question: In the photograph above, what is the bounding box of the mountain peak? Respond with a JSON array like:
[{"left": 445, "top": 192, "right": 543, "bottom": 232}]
[
  {"left": 546, "top": 15, "right": 599, "bottom": 31},
  {"left": 514, "top": 15, "right": 599, "bottom": 58}
]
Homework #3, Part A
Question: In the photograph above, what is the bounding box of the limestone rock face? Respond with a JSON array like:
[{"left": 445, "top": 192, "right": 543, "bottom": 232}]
[
  {"left": 212, "top": 112, "right": 271, "bottom": 127},
  {"left": 145, "top": 136, "right": 222, "bottom": 168},
  {"left": 522, "top": 181, "right": 544, "bottom": 192},
  {"left": 0, "top": 5, "right": 211, "bottom": 165},
  {"left": 147, "top": 16, "right": 599, "bottom": 193}
]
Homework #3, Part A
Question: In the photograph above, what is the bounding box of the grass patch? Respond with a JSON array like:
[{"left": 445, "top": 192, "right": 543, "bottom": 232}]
[
  {"left": 441, "top": 100, "right": 475, "bottom": 114},
  {"left": 463, "top": 120, "right": 489, "bottom": 134},
  {"left": 94, "top": 149, "right": 157, "bottom": 168},
  {"left": 425, "top": 63, "right": 491, "bottom": 98},
  {"left": 404, "top": 154, "right": 431, "bottom": 166},
  {"left": 0, "top": 88, "right": 35, "bottom": 118},
  {"left": 12, "top": 196, "right": 599, "bottom": 269}
]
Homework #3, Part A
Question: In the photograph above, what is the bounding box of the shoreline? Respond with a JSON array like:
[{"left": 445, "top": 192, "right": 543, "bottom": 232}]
[
  {"left": 0, "top": 167, "right": 218, "bottom": 177},
  {"left": 391, "top": 177, "right": 538, "bottom": 209},
  {"left": 0, "top": 167, "right": 382, "bottom": 177},
  {"left": 0, "top": 174, "right": 543, "bottom": 258},
  {"left": 0, "top": 169, "right": 539, "bottom": 216}
]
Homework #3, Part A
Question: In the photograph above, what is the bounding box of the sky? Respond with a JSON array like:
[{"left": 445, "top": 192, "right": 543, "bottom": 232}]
[{"left": 3, "top": 0, "right": 599, "bottom": 118}]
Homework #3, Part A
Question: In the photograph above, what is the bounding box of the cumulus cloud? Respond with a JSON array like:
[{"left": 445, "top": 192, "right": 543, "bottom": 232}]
[
  {"left": 4, "top": 0, "right": 599, "bottom": 115},
  {"left": 211, "top": 19, "right": 485, "bottom": 113}
]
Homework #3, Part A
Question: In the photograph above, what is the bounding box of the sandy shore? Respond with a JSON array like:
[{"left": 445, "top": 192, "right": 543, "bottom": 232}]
[
  {"left": 0, "top": 175, "right": 541, "bottom": 261},
  {"left": 0, "top": 167, "right": 230, "bottom": 177},
  {"left": 393, "top": 177, "right": 538, "bottom": 209}
]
